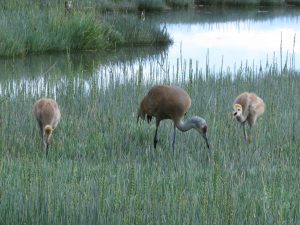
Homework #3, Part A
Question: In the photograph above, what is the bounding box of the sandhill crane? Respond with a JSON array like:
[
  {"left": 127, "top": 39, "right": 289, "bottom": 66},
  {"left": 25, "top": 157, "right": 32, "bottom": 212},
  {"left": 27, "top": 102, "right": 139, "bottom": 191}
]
[
  {"left": 233, "top": 92, "right": 265, "bottom": 142},
  {"left": 33, "top": 98, "right": 61, "bottom": 154},
  {"left": 137, "top": 85, "right": 209, "bottom": 150}
]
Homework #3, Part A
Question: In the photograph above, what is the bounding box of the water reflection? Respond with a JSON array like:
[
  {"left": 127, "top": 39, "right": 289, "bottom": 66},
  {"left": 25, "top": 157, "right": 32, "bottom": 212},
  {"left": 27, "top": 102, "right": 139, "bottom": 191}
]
[
  {"left": 0, "top": 46, "right": 169, "bottom": 96},
  {"left": 0, "top": 7, "right": 300, "bottom": 90},
  {"left": 0, "top": 46, "right": 168, "bottom": 80},
  {"left": 156, "top": 7, "right": 300, "bottom": 71}
]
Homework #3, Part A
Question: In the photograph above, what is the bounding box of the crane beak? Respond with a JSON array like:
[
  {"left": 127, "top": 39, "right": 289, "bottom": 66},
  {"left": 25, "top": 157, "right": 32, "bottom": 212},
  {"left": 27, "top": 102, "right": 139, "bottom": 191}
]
[
  {"left": 232, "top": 111, "right": 237, "bottom": 119},
  {"left": 202, "top": 133, "right": 210, "bottom": 149},
  {"left": 46, "top": 144, "right": 49, "bottom": 156}
]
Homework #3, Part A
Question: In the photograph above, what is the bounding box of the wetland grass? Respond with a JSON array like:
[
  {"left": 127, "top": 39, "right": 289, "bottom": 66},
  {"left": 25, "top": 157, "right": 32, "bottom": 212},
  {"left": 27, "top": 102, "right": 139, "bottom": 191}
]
[
  {"left": 0, "top": 9, "right": 107, "bottom": 57},
  {"left": 0, "top": 0, "right": 195, "bottom": 12},
  {"left": 0, "top": 57, "right": 300, "bottom": 224},
  {"left": 103, "top": 14, "right": 172, "bottom": 46},
  {"left": 0, "top": 5, "right": 171, "bottom": 57}
]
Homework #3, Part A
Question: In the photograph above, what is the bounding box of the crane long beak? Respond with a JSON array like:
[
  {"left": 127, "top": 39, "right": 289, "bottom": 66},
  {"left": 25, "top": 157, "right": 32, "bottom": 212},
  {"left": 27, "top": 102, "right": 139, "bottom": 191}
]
[
  {"left": 46, "top": 144, "right": 49, "bottom": 156},
  {"left": 202, "top": 134, "right": 210, "bottom": 149}
]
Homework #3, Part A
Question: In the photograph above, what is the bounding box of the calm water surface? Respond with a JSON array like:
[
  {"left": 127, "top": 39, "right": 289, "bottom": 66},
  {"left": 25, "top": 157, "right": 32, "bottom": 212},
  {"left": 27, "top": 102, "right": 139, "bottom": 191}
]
[
  {"left": 0, "top": 8, "right": 300, "bottom": 87},
  {"left": 159, "top": 8, "right": 300, "bottom": 72}
]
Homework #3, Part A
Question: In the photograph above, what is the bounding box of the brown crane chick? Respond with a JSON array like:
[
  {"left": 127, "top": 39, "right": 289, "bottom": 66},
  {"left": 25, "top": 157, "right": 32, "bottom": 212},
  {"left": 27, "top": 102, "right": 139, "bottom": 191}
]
[
  {"left": 137, "top": 85, "right": 209, "bottom": 151},
  {"left": 33, "top": 98, "right": 61, "bottom": 154},
  {"left": 233, "top": 92, "right": 265, "bottom": 142}
]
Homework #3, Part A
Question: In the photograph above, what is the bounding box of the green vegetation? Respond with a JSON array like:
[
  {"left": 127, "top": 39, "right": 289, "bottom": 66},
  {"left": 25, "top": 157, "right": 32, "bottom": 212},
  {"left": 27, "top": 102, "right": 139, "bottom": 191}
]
[
  {"left": 0, "top": 2, "right": 172, "bottom": 57},
  {"left": 1, "top": 0, "right": 298, "bottom": 57},
  {"left": 2, "top": 0, "right": 299, "bottom": 11},
  {"left": 0, "top": 56, "right": 300, "bottom": 224},
  {"left": 0, "top": 10, "right": 106, "bottom": 57},
  {"left": 103, "top": 15, "right": 171, "bottom": 46},
  {"left": 0, "top": 0, "right": 195, "bottom": 12}
]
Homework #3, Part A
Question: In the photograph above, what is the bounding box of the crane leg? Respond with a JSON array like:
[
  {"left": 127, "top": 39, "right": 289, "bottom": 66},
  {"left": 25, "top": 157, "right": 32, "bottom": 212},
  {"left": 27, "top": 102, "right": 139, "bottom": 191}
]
[
  {"left": 154, "top": 120, "right": 160, "bottom": 149},
  {"left": 147, "top": 115, "right": 152, "bottom": 123},
  {"left": 243, "top": 123, "right": 248, "bottom": 142},
  {"left": 41, "top": 141, "right": 45, "bottom": 152},
  {"left": 248, "top": 124, "right": 254, "bottom": 144},
  {"left": 154, "top": 127, "right": 158, "bottom": 148},
  {"left": 172, "top": 124, "right": 176, "bottom": 151},
  {"left": 39, "top": 122, "right": 43, "bottom": 138}
]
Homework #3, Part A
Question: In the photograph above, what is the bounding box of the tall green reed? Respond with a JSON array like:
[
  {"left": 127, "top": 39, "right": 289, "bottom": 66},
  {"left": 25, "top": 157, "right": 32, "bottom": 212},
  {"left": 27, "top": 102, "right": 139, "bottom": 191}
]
[
  {"left": 0, "top": 6, "right": 171, "bottom": 57},
  {"left": 0, "top": 0, "right": 195, "bottom": 11},
  {"left": 0, "top": 9, "right": 107, "bottom": 57}
]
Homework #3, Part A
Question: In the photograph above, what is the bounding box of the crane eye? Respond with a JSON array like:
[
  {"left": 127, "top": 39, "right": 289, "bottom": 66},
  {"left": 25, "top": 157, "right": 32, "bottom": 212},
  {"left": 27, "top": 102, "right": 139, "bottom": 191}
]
[{"left": 237, "top": 108, "right": 241, "bottom": 111}]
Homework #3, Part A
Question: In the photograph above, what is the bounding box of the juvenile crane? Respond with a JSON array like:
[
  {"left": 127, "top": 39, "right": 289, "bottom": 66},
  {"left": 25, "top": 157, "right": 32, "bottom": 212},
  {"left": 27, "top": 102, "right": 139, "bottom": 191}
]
[
  {"left": 33, "top": 98, "right": 61, "bottom": 154},
  {"left": 232, "top": 92, "right": 265, "bottom": 142},
  {"left": 137, "top": 85, "right": 209, "bottom": 150}
]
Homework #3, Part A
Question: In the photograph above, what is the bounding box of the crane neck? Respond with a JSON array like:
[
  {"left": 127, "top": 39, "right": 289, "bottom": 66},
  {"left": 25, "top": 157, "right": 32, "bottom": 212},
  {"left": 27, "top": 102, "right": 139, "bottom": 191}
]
[
  {"left": 236, "top": 114, "right": 247, "bottom": 123},
  {"left": 175, "top": 118, "right": 195, "bottom": 132}
]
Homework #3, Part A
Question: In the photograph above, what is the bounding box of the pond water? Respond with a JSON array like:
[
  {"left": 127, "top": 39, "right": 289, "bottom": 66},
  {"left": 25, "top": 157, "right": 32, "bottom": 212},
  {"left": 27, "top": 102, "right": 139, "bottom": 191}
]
[
  {"left": 0, "top": 7, "right": 300, "bottom": 85},
  {"left": 156, "top": 8, "right": 300, "bottom": 73}
]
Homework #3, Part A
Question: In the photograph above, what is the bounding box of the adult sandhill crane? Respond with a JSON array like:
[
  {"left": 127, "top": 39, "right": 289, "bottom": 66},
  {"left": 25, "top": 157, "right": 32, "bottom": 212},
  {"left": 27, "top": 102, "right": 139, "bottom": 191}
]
[
  {"left": 33, "top": 98, "right": 61, "bottom": 154},
  {"left": 233, "top": 92, "right": 265, "bottom": 142},
  {"left": 137, "top": 85, "right": 209, "bottom": 150}
]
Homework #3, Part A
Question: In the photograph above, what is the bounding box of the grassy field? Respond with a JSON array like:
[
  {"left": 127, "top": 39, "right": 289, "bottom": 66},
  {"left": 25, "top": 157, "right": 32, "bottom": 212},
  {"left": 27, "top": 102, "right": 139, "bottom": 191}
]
[{"left": 0, "top": 58, "right": 300, "bottom": 224}]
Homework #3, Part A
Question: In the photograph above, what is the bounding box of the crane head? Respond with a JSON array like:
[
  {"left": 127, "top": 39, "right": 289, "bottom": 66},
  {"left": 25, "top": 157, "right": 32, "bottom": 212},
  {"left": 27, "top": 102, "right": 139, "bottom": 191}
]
[
  {"left": 43, "top": 125, "right": 53, "bottom": 145},
  {"left": 233, "top": 104, "right": 243, "bottom": 118},
  {"left": 192, "top": 116, "right": 210, "bottom": 149}
]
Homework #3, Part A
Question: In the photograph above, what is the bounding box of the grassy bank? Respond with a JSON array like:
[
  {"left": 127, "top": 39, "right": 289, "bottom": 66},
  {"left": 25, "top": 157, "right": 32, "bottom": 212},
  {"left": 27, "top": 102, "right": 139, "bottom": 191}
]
[
  {"left": 0, "top": 6, "right": 171, "bottom": 57},
  {"left": 0, "top": 10, "right": 106, "bottom": 57},
  {"left": 0, "top": 58, "right": 300, "bottom": 224},
  {"left": 1, "top": 0, "right": 299, "bottom": 12},
  {"left": 0, "top": 0, "right": 194, "bottom": 12}
]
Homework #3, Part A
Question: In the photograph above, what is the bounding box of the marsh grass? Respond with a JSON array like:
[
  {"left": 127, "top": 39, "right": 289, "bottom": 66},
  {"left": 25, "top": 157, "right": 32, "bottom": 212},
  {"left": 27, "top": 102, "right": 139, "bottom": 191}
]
[
  {"left": 0, "top": 9, "right": 108, "bottom": 57},
  {"left": 0, "top": 0, "right": 195, "bottom": 12},
  {"left": 0, "top": 55, "right": 300, "bottom": 224},
  {"left": 0, "top": 5, "right": 171, "bottom": 57},
  {"left": 1, "top": 0, "right": 297, "bottom": 11},
  {"left": 103, "top": 14, "right": 172, "bottom": 46}
]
